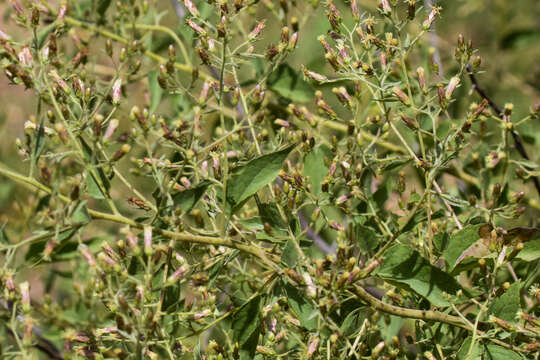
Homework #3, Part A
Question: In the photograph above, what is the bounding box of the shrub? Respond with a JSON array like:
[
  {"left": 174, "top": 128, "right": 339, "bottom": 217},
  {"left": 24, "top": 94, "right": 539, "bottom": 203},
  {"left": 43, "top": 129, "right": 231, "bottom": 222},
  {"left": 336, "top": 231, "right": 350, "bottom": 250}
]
[{"left": 0, "top": 0, "right": 539, "bottom": 359}]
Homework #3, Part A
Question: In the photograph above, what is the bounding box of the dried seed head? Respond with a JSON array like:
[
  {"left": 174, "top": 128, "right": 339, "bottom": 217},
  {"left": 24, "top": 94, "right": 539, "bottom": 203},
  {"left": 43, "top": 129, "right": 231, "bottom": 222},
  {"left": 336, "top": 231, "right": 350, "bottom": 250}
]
[
  {"left": 184, "top": 0, "right": 199, "bottom": 17},
  {"left": 423, "top": 6, "right": 440, "bottom": 30},
  {"left": 416, "top": 66, "right": 426, "bottom": 92},
  {"left": 445, "top": 76, "right": 460, "bottom": 99},
  {"left": 392, "top": 86, "right": 410, "bottom": 106},
  {"left": 18, "top": 45, "right": 33, "bottom": 67},
  {"left": 144, "top": 226, "right": 153, "bottom": 255},
  {"left": 303, "top": 68, "right": 327, "bottom": 83},
  {"left": 186, "top": 19, "right": 206, "bottom": 37},
  {"left": 380, "top": 0, "right": 391, "bottom": 15},
  {"left": 104, "top": 119, "right": 119, "bottom": 142},
  {"left": 249, "top": 22, "right": 266, "bottom": 41},
  {"left": 112, "top": 79, "right": 122, "bottom": 105}
]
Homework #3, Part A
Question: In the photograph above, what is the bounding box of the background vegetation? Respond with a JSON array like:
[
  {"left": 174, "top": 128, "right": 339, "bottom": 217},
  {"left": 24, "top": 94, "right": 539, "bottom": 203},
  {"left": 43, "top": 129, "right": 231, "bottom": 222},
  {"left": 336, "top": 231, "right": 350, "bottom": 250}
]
[{"left": 0, "top": 0, "right": 539, "bottom": 359}]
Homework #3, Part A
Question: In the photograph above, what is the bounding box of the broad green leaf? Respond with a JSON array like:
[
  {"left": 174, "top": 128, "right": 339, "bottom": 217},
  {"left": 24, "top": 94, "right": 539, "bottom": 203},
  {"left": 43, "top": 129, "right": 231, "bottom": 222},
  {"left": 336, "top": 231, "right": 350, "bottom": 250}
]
[
  {"left": 488, "top": 281, "right": 521, "bottom": 323},
  {"left": 227, "top": 146, "right": 293, "bottom": 207},
  {"left": 484, "top": 345, "right": 524, "bottom": 360},
  {"left": 354, "top": 223, "right": 379, "bottom": 253},
  {"left": 86, "top": 172, "right": 105, "bottom": 199},
  {"left": 376, "top": 244, "right": 465, "bottom": 307},
  {"left": 281, "top": 239, "right": 299, "bottom": 267},
  {"left": 340, "top": 307, "right": 366, "bottom": 337},
  {"left": 284, "top": 282, "right": 318, "bottom": 330},
  {"left": 71, "top": 201, "right": 91, "bottom": 225},
  {"left": 303, "top": 146, "right": 331, "bottom": 195},
  {"left": 443, "top": 224, "right": 485, "bottom": 271},
  {"left": 163, "top": 284, "right": 181, "bottom": 313},
  {"left": 232, "top": 295, "right": 262, "bottom": 360},
  {"left": 172, "top": 180, "right": 211, "bottom": 213},
  {"left": 257, "top": 201, "right": 286, "bottom": 232},
  {"left": 267, "top": 63, "right": 314, "bottom": 103},
  {"left": 516, "top": 238, "right": 540, "bottom": 261},
  {"left": 456, "top": 337, "right": 483, "bottom": 360},
  {"left": 148, "top": 70, "right": 163, "bottom": 114}
]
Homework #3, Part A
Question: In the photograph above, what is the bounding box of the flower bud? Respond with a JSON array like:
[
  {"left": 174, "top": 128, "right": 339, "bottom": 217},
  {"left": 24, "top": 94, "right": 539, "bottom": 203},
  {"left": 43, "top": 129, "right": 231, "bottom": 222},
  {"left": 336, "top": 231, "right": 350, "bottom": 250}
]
[
  {"left": 445, "top": 76, "right": 460, "bottom": 99},
  {"left": 249, "top": 22, "right": 265, "bottom": 41},
  {"left": 184, "top": 0, "right": 199, "bottom": 17},
  {"left": 103, "top": 119, "right": 119, "bottom": 142},
  {"left": 111, "top": 144, "right": 131, "bottom": 162},
  {"left": 380, "top": 0, "right": 391, "bottom": 15},
  {"left": 393, "top": 86, "right": 410, "bottom": 105},
  {"left": 112, "top": 79, "right": 122, "bottom": 105},
  {"left": 144, "top": 226, "right": 153, "bottom": 255},
  {"left": 416, "top": 66, "right": 427, "bottom": 93}
]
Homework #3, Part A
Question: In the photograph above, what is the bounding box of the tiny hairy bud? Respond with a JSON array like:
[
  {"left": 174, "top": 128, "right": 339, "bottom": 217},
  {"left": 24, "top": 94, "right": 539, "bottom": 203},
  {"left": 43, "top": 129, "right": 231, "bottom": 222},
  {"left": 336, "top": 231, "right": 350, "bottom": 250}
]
[
  {"left": 184, "top": 0, "right": 200, "bottom": 17},
  {"left": 445, "top": 76, "right": 460, "bottom": 99},
  {"left": 249, "top": 22, "right": 266, "bottom": 41},
  {"left": 144, "top": 226, "right": 153, "bottom": 256},
  {"left": 112, "top": 79, "right": 122, "bottom": 105},
  {"left": 380, "top": 0, "right": 391, "bottom": 15}
]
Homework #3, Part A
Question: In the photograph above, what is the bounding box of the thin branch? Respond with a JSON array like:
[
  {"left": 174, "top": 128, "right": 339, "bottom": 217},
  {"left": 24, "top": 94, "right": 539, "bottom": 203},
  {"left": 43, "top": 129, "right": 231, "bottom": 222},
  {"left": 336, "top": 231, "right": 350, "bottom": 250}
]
[
  {"left": 466, "top": 64, "right": 540, "bottom": 198},
  {"left": 352, "top": 285, "right": 529, "bottom": 354}
]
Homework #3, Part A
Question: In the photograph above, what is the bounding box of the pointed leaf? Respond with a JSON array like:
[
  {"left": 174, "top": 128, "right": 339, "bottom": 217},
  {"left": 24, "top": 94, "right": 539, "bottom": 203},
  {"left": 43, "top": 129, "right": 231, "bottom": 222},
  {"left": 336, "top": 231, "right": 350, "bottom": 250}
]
[
  {"left": 281, "top": 239, "right": 299, "bottom": 268},
  {"left": 284, "top": 282, "right": 318, "bottom": 330},
  {"left": 443, "top": 224, "right": 486, "bottom": 271},
  {"left": 488, "top": 281, "right": 521, "bottom": 323},
  {"left": 227, "top": 146, "right": 293, "bottom": 207},
  {"left": 484, "top": 345, "right": 524, "bottom": 360},
  {"left": 71, "top": 201, "right": 91, "bottom": 225},
  {"left": 376, "top": 244, "right": 465, "bottom": 307},
  {"left": 148, "top": 70, "right": 163, "bottom": 114},
  {"left": 232, "top": 295, "right": 262, "bottom": 359},
  {"left": 267, "top": 63, "right": 313, "bottom": 103},
  {"left": 303, "top": 146, "right": 331, "bottom": 196},
  {"left": 172, "top": 180, "right": 211, "bottom": 213}
]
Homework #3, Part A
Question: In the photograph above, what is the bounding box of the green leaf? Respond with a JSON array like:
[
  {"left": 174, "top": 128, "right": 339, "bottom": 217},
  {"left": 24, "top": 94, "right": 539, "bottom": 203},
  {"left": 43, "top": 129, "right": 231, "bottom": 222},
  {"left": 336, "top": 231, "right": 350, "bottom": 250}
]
[
  {"left": 227, "top": 146, "right": 294, "bottom": 207},
  {"left": 193, "top": 341, "right": 202, "bottom": 360},
  {"left": 172, "top": 180, "right": 211, "bottom": 213},
  {"left": 257, "top": 201, "right": 286, "bottom": 232},
  {"left": 376, "top": 244, "right": 465, "bottom": 307},
  {"left": 354, "top": 223, "right": 379, "bottom": 253},
  {"left": 484, "top": 345, "right": 524, "bottom": 360},
  {"left": 456, "top": 337, "right": 483, "bottom": 360},
  {"left": 86, "top": 172, "right": 105, "bottom": 199},
  {"left": 33, "top": 118, "right": 46, "bottom": 168},
  {"left": 303, "top": 146, "right": 331, "bottom": 196},
  {"left": 97, "top": 0, "right": 112, "bottom": 17},
  {"left": 267, "top": 63, "right": 314, "bottom": 103},
  {"left": 488, "top": 281, "right": 521, "bottom": 323},
  {"left": 443, "top": 224, "right": 485, "bottom": 271},
  {"left": 281, "top": 239, "right": 299, "bottom": 267},
  {"left": 516, "top": 238, "right": 540, "bottom": 262},
  {"left": 71, "top": 201, "right": 91, "bottom": 225},
  {"left": 25, "top": 228, "right": 79, "bottom": 262},
  {"left": 284, "top": 282, "right": 318, "bottom": 330},
  {"left": 148, "top": 70, "right": 163, "bottom": 114},
  {"left": 0, "top": 227, "right": 9, "bottom": 245},
  {"left": 340, "top": 307, "right": 366, "bottom": 337},
  {"left": 232, "top": 295, "right": 262, "bottom": 360}
]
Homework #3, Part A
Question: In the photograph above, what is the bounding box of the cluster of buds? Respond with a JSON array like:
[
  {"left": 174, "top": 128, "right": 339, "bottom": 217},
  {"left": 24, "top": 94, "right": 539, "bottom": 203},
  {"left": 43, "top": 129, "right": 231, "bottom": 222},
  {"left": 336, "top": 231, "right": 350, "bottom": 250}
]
[{"left": 455, "top": 33, "right": 474, "bottom": 63}]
